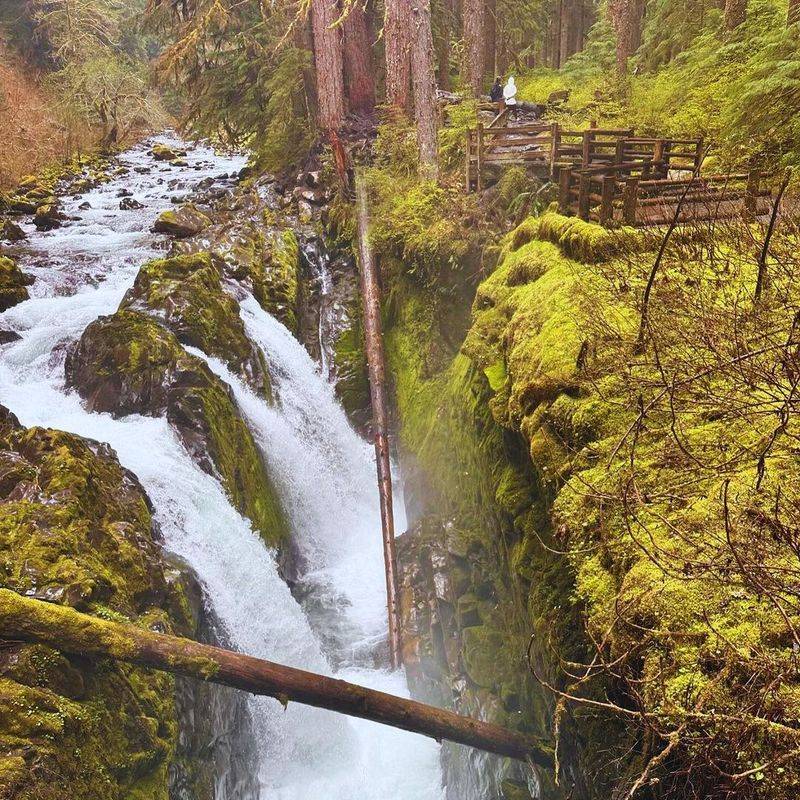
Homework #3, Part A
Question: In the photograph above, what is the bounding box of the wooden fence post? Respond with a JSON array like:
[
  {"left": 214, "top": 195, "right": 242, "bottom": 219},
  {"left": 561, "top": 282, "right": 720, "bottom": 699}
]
[
  {"left": 653, "top": 139, "right": 665, "bottom": 176},
  {"left": 623, "top": 178, "right": 639, "bottom": 226},
  {"left": 581, "top": 130, "right": 594, "bottom": 168},
  {"left": 558, "top": 166, "right": 572, "bottom": 214},
  {"left": 476, "top": 123, "right": 484, "bottom": 191},
  {"left": 578, "top": 174, "right": 591, "bottom": 220},
  {"left": 694, "top": 138, "right": 705, "bottom": 172},
  {"left": 614, "top": 138, "right": 625, "bottom": 166},
  {"left": 550, "top": 122, "right": 561, "bottom": 181},
  {"left": 745, "top": 170, "right": 760, "bottom": 215},
  {"left": 599, "top": 175, "right": 616, "bottom": 226}
]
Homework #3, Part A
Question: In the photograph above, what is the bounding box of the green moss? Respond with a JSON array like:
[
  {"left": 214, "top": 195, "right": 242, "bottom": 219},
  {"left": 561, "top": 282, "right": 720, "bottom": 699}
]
[
  {"left": 67, "top": 310, "right": 288, "bottom": 550},
  {"left": 0, "top": 408, "right": 188, "bottom": 800},
  {"left": 535, "top": 212, "right": 642, "bottom": 263},
  {"left": 122, "top": 252, "right": 270, "bottom": 396},
  {"left": 0, "top": 256, "right": 32, "bottom": 312},
  {"left": 249, "top": 228, "right": 300, "bottom": 331}
]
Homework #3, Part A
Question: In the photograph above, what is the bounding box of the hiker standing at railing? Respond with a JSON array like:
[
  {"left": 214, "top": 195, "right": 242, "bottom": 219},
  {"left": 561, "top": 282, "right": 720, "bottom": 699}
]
[
  {"left": 503, "top": 76, "right": 518, "bottom": 119},
  {"left": 489, "top": 77, "right": 503, "bottom": 112}
]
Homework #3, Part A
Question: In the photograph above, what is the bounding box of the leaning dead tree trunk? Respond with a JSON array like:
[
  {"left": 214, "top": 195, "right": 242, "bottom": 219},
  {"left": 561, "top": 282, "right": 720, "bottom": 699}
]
[
  {"left": 355, "top": 175, "right": 403, "bottom": 669},
  {"left": 0, "top": 591, "right": 552, "bottom": 765}
]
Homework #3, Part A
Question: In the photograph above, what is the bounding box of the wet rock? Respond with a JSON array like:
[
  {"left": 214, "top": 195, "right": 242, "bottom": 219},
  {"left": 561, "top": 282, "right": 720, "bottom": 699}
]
[
  {"left": 151, "top": 143, "right": 186, "bottom": 162},
  {"left": 64, "top": 311, "right": 287, "bottom": 548},
  {"left": 1, "top": 195, "right": 38, "bottom": 214},
  {"left": 0, "top": 256, "right": 33, "bottom": 311},
  {"left": 171, "top": 159, "right": 190, "bottom": 167},
  {"left": 78, "top": 201, "right": 92, "bottom": 210},
  {"left": 134, "top": 166, "right": 151, "bottom": 174},
  {"left": 119, "top": 197, "right": 144, "bottom": 211},
  {"left": 117, "top": 188, "right": 133, "bottom": 198},
  {"left": 0, "top": 219, "right": 26, "bottom": 242},
  {"left": 120, "top": 252, "right": 270, "bottom": 395},
  {"left": 33, "top": 203, "right": 67, "bottom": 231},
  {"left": 0, "top": 329, "right": 22, "bottom": 344},
  {"left": 0, "top": 403, "right": 217, "bottom": 800},
  {"left": 152, "top": 204, "right": 211, "bottom": 238}
]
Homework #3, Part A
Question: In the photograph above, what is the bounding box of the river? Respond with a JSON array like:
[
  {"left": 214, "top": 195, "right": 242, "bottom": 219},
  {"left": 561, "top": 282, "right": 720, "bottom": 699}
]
[{"left": 0, "top": 135, "right": 445, "bottom": 799}]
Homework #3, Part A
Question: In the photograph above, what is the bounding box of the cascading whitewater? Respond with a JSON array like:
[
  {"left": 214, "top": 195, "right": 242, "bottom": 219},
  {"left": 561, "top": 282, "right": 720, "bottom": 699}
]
[{"left": 0, "top": 136, "right": 445, "bottom": 799}]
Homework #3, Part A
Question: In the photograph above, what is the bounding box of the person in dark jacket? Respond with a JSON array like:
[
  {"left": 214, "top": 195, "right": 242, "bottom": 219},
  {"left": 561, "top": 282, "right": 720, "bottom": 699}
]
[{"left": 489, "top": 77, "right": 503, "bottom": 106}]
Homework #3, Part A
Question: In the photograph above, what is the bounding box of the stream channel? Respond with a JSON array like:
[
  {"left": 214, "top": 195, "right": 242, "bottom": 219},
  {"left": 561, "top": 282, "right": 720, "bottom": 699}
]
[{"left": 0, "top": 135, "right": 447, "bottom": 799}]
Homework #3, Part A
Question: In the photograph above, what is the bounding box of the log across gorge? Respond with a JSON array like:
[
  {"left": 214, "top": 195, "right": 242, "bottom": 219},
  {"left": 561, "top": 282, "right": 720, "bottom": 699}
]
[{"left": 0, "top": 590, "right": 553, "bottom": 767}]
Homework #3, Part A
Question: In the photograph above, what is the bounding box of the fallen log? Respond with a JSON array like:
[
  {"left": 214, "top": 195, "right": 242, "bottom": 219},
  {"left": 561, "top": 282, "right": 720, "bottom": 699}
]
[
  {"left": 354, "top": 173, "right": 403, "bottom": 670},
  {"left": 0, "top": 590, "right": 552, "bottom": 766}
]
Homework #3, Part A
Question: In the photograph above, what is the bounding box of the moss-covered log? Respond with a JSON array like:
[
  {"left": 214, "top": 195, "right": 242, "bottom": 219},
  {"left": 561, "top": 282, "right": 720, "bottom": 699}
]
[{"left": 0, "top": 590, "right": 554, "bottom": 767}]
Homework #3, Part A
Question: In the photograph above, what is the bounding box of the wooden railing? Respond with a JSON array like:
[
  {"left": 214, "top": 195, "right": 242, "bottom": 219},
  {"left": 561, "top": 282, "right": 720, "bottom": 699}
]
[
  {"left": 466, "top": 122, "right": 557, "bottom": 190},
  {"left": 465, "top": 120, "right": 705, "bottom": 192},
  {"left": 558, "top": 166, "right": 772, "bottom": 227}
]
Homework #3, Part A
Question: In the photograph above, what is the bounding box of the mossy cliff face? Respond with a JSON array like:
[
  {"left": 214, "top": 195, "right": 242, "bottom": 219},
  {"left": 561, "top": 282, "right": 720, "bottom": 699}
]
[
  {"left": 0, "top": 405, "right": 193, "bottom": 799},
  {"left": 389, "top": 207, "right": 800, "bottom": 799},
  {"left": 65, "top": 310, "right": 287, "bottom": 550},
  {"left": 120, "top": 252, "right": 270, "bottom": 396}
]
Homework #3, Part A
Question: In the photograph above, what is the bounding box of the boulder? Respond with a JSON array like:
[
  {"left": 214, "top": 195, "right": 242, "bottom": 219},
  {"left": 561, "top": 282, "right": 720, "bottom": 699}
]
[
  {"left": 0, "top": 256, "right": 33, "bottom": 311},
  {"left": 65, "top": 311, "right": 287, "bottom": 548},
  {"left": 119, "top": 197, "right": 144, "bottom": 211},
  {"left": 0, "top": 219, "right": 26, "bottom": 242},
  {"left": 33, "top": 203, "right": 67, "bottom": 231},
  {"left": 152, "top": 204, "right": 211, "bottom": 238},
  {"left": 0, "top": 329, "right": 21, "bottom": 344},
  {"left": 151, "top": 143, "right": 186, "bottom": 162},
  {"left": 120, "top": 252, "right": 270, "bottom": 395}
]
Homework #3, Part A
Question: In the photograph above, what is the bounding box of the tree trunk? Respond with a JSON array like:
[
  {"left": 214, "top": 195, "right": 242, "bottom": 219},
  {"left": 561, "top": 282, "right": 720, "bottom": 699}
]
[
  {"left": 724, "top": 0, "right": 747, "bottom": 28},
  {"left": 0, "top": 590, "right": 554, "bottom": 766},
  {"left": 410, "top": 0, "right": 439, "bottom": 179},
  {"left": 790, "top": 0, "right": 800, "bottom": 25},
  {"left": 385, "top": 0, "right": 413, "bottom": 111},
  {"left": 463, "top": 0, "right": 485, "bottom": 95},
  {"left": 343, "top": 1, "right": 376, "bottom": 113},
  {"left": 434, "top": 0, "right": 452, "bottom": 90},
  {"left": 310, "top": 0, "right": 346, "bottom": 129},
  {"left": 608, "top": 0, "right": 642, "bottom": 73},
  {"left": 484, "top": 0, "right": 496, "bottom": 80},
  {"left": 559, "top": 0, "right": 571, "bottom": 66}
]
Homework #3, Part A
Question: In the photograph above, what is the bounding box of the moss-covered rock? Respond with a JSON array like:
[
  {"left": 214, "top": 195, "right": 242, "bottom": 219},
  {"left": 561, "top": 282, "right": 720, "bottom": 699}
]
[
  {"left": 0, "top": 405, "right": 191, "bottom": 800},
  {"left": 0, "top": 256, "right": 33, "bottom": 311},
  {"left": 121, "top": 252, "right": 270, "bottom": 396},
  {"left": 65, "top": 311, "right": 287, "bottom": 549},
  {"left": 150, "top": 144, "right": 186, "bottom": 162},
  {"left": 152, "top": 205, "right": 210, "bottom": 238}
]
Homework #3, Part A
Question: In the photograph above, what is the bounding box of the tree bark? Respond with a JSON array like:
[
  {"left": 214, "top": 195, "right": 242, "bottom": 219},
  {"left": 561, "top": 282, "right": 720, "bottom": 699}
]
[
  {"left": 310, "top": 0, "right": 346, "bottom": 129},
  {"left": 463, "top": 0, "right": 485, "bottom": 95},
  {"left": 790, "top": 0, "right": 800, "bottom": 25},
  {"left": 608, "top": 0, "right": 642, "bottom": 73},
  {"left": 410, "top": 0, "right": 439, "bottom": 178},
  {"left": 484, "top": 0, "right": 496, "bottom": 80},
  {"left": 724, "top": 0, "right": 747, "bottom": 28},
  {"left": 0, "top": 591, "right": 555, "bottom": 765},
  {"left": 342, "top": 1, "right": 376, "bottom": 113},
  {"left": 385, "top": 0, "right": 413, "bottom": 111},
  {"left": 354, "top": 179, "right": 403, "bottom": 668}
]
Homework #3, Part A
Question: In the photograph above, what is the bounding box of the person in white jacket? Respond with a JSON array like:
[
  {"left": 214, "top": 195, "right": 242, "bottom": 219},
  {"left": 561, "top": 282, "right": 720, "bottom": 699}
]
[{"left": 503, "top": 76, "right": 518, "bottom": 118}]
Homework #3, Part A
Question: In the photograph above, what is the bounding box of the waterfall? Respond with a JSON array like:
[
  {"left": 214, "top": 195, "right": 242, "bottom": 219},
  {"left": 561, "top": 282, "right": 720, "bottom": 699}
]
[{"left": 0, "top": 136, "right": 445, "bottom": 799}]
